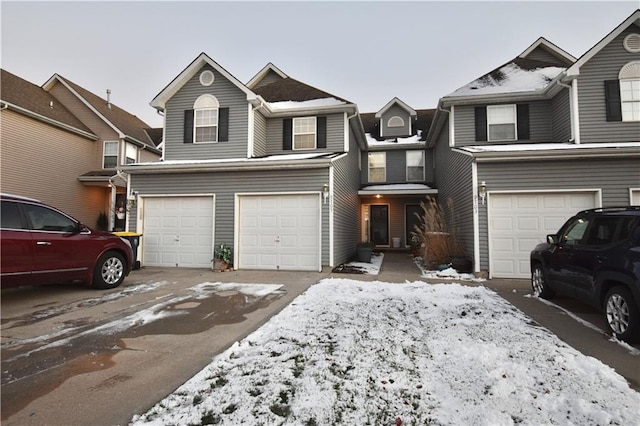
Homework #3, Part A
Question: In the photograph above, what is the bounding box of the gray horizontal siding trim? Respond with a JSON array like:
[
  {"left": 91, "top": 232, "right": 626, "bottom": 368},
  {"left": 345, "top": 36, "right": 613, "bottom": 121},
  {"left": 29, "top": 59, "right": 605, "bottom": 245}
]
[
  {"left": 477, "top": 156, "right": 640, "bottom": 270},
  {"left": 380, "top": 104, "right": 411, "bottom": 137},
  {"left": 253, "top": 70, "right": 284, "bottom": 89},
  {"left": 551, "top": 89, "right": 572, "bottom": 142},
  {"left": 164, "top": 64, "right": 249, "bottom": 161},
  {"left": 577, "top": 24, "right": 640, "bottom": 143},
  {"left": 524, "top": 46, "right": 564, "bottom": 64},
  {"left": 265, "top": 113, "right": 345, "bottom": 155},
  {"left": 129, "top": 168, "right": 331, "bottom": 266}
]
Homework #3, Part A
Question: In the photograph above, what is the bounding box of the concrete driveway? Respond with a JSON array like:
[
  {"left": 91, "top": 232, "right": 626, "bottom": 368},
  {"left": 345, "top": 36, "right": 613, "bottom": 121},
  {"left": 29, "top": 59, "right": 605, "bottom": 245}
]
[{"left": 2, "top": 252, "right": 638, "bottom": 425}]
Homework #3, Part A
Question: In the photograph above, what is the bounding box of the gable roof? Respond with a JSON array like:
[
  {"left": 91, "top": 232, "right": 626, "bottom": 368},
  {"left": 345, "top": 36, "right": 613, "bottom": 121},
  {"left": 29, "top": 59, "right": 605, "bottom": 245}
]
[
  {"left": 361, "top": 108, "right": 435, "bottom": 143},
  {"left": 374, "top": 97, "right": 417, "bottom": 119},
  {"left": 150, "top": 52, "right": 258, "bottom": 110},
  {"left": 517, "top": 37, "right": 576, "bottom": 66},
  {"left": 43, "top": 74, "right": 160, "bottom": 151},
  {"left": 0, "top": 69, "right": 96, "bottom": 139},
  {"left": 246, "top": 63, "right": 289, "bottom": 89},
  {"left": 252, "top": 77, "right": 351, "bottom": 104},
  {"left": 566, "top": 9, "right": 640, "bottom": 77}
]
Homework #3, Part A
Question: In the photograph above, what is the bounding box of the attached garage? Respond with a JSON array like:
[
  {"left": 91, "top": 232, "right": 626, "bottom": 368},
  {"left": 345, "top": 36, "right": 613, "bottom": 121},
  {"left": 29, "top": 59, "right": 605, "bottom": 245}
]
[
  {"left": 237, "top": 193, "right": 321, "bottom": 271},
  {"left": 488, "top": 191, "right": 599, "bottom": 279},
  {"left": 141, "top": 195, "right": 215, "bottom": 268},
  {"left": 631, "top": 189, "right": 640, "bottom": 205}
]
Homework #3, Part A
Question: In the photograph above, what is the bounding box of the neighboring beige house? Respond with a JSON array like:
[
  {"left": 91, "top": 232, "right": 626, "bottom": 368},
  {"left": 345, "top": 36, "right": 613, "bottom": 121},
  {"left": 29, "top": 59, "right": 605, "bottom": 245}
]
[{"left": 0, "top": 69, "right": 162, "bottom": 230}]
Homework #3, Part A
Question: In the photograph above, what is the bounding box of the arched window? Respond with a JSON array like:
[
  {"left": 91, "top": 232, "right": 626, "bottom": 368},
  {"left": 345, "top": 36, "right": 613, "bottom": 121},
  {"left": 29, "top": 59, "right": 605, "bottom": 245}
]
[
  {"left": 619, "top": 61, "right": 640, "bottom": 122},
  {"left": 193, "top": 94, "right": 219, "bottom": 142},
  {"left": 388, "top": 116, "right": 404, "bottom": 128}
]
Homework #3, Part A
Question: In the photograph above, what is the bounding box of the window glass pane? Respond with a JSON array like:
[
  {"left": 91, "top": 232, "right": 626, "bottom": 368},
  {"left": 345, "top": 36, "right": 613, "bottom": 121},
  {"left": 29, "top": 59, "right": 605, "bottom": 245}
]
[
  {"left": 620, "top": 80, "right": 640, "bottom": 101},
  {"left": 294, "top": 134, "right": 315, "bottom": 149},
  {"left": 563, "top": 218, "right": 589, "bottom": 245},
  {"left": 104, "top": 142, "right": 118, "bottom": 155},
  {"left": 103, "top": 156, "right": 117, "bottom": 168},
  {"left": 196, "top": 126, "right": 217, "bottom": 142},
  {"left": 489, "top": 123, "right": 516, "bottom": 140},
  {"left": 196, "top": 109, "right": 218, "bottom": 126},
  {"left": 24, "top": 204, "right": 76, "bottom": 232},
  {"left": 368, "top": 153, "right": 385, "bottom": 168},
  {"left": 1, "top": 201, "right": 23, "bottom": 229},
  {"left": 369, "top": 168, "right": 385, "bottom": 183},
  {"left": 406, "top": 151, "right": 424, "bottom": 167},
  {"left": 125, "top": 143, "right": 137, "bottom": 164},
  {"left": 294, "top": 117, "right": 316, "bottom": 134},
  {"left": 388, "top": 116, "right": 404, "bottom": 127},
  {"left": 368, "top": 153, "right": 386, "bottom": 182}
]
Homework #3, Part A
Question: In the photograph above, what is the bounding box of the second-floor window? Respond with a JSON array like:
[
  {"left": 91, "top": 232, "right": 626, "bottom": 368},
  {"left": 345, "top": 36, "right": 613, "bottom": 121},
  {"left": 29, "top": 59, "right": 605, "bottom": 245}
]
[
  {"left": 487, "top": 105, "right": 516, "bottom": 141},
  {"left": 406, "top": 151, "right": 424, "bottom": 181},
  {"left": 103, "top": 141, "right": 118, "bottom": 168},
  {"left": 620, "top": 78, "right": 640, "bottom": 122},
  {"left": 606, "top": 61, "right": 640, "bottom": 122},
  {"left": 194, "top": 94, "right": 219, "bottom": 143},
  {"left": 125, "top": 143, "right": 138, "bottom": 164},
  {"left": 293, "top": 117, "right": 316, "bottom": 150},
  {"left": 388, "top": 116, "right": 404, "bottom": 127},
  {"left": 368, "top": 152, "right": 386, "bottom": 183}
]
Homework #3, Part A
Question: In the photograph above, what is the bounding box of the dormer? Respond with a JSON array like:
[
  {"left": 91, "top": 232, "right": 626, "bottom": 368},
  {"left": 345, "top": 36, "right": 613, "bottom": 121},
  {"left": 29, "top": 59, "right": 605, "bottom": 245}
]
[{"left": 375, "top": 97, "right": 417, "bottom": 138}]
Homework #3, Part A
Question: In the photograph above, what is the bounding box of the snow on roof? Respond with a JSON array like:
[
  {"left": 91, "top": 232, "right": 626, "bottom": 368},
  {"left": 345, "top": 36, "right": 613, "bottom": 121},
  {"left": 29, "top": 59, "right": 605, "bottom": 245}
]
[
  {"left": 366, "top": 132, "right": 424, "bottom": 146},
  {"left": 447, "top": 63, "right": 566, "bottom": 97},
  {"left": 266, "top": 97, "right": 347, "bottom": 111},
  {"left": 129, "top": 152, "right": 337, "bottom": 167},
  {"left": 459, "top": 142, "right": 640, "bottom": 153}
]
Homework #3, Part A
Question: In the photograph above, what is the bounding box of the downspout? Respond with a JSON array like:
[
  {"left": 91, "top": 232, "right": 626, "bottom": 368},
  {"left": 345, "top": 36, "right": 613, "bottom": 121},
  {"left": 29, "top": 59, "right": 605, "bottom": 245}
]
[
  {"left": 437, "top": 104, "right": 453, "bottom": 147},
  {"left": 557, "top": 80, "right": 579, "bottom": 144},
  {"left": 157, "top": 109, "right": 166, "bottom": 161}
]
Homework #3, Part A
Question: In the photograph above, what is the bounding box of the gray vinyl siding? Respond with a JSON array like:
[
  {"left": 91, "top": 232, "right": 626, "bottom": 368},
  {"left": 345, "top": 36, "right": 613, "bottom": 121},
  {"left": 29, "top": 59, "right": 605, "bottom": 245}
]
[
  {"left": 253, "top": 110, "right": 267, "bottom": 157},
  {"left": 360, "top": 148, "right": 428, "bottom": 184},
  {"left": 265, "top": 113, "right": 345, "bottom": 155},
  {"left": 524, "top": 46, "right": 566, "bottom": 65},
  {"left": 252, "top": 70, "right": 284, "bottom": 89},
  {"left": 433, "top": 120, "right": 475, "bottom": 265},
  {"left": 476, "top": 156, "right": 640, "bottom": 270},
  {"left": 454, "top": 100, "right": 554, "bottom": 146},
  {"left": 163, "top": 64, "right": 249, "bottom": 161},
  {"left": 380, "top": 104, "right": 412, "bottom": 137},
  {"left": 332, "top": 126, "right": 362, "bottom": 264},
  {"left": 551, "top": 88, "right": 572, "bottom": 143},
  {"left": 577, "top": 23, "right": 640, "bottom": 143},
  {"left": 129, "top": 167, "right": 331, "bottom": 266}
]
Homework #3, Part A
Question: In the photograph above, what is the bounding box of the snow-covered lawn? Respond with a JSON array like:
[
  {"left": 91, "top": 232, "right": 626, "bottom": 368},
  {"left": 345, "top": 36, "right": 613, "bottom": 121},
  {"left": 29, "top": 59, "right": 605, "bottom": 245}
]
[{"left": 131, "top": 279, "right": 639, "bottom": 425}]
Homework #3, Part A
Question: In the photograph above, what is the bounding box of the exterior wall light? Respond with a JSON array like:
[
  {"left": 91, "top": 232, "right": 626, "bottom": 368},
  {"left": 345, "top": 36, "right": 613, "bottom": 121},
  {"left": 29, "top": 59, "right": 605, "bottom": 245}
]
[
  {"left": 322, "top": 184, "right": 329, "bottom": 204},
  {"left": 478, "top": 181, "right": 487, "bottom": 206},
  {"left": 127, "top": 191, "right": 138, "bottom": 208}
]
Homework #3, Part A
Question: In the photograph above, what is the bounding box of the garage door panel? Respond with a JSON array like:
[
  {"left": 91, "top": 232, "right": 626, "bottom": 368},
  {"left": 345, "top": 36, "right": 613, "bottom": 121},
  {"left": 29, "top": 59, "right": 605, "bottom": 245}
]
[
  {"left": 490, "top": 192, "right": 596, "bottom": 278},
  {"left": 143, "top": 196, "right": 214, "bottom": 268},
  {"left": 239, "top": 194, "right": 320, "bottom": 271}
]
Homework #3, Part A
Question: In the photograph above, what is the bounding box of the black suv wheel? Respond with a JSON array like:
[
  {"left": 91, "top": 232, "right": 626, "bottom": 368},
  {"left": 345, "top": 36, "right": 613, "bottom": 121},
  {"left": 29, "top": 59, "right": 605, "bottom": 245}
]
[{"left": 604, "top": 286, "right": 640, "bottom": 343}]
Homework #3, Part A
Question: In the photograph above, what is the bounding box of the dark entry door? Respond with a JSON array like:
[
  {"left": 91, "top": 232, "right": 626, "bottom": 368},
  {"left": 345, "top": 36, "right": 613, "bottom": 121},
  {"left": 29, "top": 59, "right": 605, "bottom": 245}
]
[{"left": 370, "top": 205, "right": 389, "bottom": 246}]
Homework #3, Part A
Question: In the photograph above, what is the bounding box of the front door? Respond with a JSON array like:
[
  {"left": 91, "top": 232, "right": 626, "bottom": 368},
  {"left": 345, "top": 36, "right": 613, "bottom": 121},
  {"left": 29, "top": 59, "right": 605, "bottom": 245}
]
[{"left": 370, "top": 205, "right": 389, "bottom": 246}]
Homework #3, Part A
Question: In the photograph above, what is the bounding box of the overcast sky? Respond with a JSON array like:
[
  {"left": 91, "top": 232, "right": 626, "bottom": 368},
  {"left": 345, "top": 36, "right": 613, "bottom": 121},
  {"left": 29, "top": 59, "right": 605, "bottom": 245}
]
[{"left": 2, "top": 1, "right": 637, "bottom": 128}]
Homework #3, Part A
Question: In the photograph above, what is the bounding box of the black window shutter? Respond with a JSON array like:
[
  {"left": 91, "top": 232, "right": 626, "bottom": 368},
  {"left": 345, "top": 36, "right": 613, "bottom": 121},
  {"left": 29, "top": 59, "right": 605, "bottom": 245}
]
[
  {"left": 516, "top": 104, "right": 530, "bottom": 140},
  {"left": 218, "top": 108, "right": 229, "bottom": 141},
  {"left": 317, "top": 116, "right": 327, "bottom": 148},
  {"left": 475, "top": 107, "right": 487, "bottom": 141},
  {"left": 184, "top": 109, "right": 194, "bottom": 143},
  {"left": 283, "top": 119, "right": 292, "bottom": 150},
  {"left": 605, "top": 80, "right": 622, "bottom": 122}
]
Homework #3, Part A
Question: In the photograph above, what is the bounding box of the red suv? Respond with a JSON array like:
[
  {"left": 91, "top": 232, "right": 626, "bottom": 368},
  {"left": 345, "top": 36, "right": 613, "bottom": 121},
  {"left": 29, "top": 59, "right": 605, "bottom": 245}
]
[{"left": 1, "top": 193, "right": 133, "bottom": 289}]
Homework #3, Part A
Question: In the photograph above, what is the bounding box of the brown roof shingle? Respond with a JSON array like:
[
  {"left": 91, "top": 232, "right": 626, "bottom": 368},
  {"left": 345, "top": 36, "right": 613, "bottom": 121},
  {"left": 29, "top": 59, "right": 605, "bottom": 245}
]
[{"left": 253, "top": 77, "right": 351, "bottom": 104}]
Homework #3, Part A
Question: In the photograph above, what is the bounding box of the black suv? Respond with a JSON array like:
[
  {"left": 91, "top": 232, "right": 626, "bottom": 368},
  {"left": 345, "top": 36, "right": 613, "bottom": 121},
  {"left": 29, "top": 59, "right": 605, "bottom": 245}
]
[{"left": 530, "top": 207, "right": 640, "bottom": 343}]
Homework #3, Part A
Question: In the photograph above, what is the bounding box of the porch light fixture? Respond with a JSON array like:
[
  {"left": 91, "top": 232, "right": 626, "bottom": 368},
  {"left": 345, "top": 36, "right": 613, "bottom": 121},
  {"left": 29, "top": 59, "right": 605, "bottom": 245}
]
[
  {"left": 478, "top": 181, "right": 487, "bottom": 206},
  {"left": 127, "top": 191, "right": 138, "bottom": 208},
  {"left": 322, "top": 184, "right": 329, "bottom": 204}
]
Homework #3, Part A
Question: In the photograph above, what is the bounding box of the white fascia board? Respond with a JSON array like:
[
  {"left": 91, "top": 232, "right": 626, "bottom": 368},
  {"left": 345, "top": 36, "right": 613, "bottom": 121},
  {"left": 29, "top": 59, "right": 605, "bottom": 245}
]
[
  {"left": 374, "top": 97, "right": 417, "bottom": 119},
  {"left": 120, "top": 158, "right": 335, "bottom": 174},
  {"left": 566, "top": 10, "right": 640, "bottom": 77},
  {"left": 260, "top": 102, "right": 357, "bottom": 118},
  {"left": 150, "top": 53, "right": 258, "bottom": 110},
  {"left": 1, "top": 100, "right": 98, "bottom": 140},
  {"left": 440, "top": 89, "right": 550, "bottom": 107},
  {"left": 460, "top": 146, "right": 640, "bottom": 162}
]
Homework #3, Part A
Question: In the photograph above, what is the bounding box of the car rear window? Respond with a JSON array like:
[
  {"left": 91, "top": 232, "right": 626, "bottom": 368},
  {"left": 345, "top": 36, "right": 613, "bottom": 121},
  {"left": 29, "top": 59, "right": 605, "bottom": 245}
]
[{"left": 585, "top": 216, "right": 638, "bottom": 246}]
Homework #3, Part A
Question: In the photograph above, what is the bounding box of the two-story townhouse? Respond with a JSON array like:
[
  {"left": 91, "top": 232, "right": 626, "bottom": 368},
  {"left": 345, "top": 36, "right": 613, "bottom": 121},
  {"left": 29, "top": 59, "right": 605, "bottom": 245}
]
[
  {"left": 41, "top": 74, "right": 162, "bottom": 231},
  {"left": 359, "top": 98, "right": 436, "bottom": 248},
  {"left": 1, "top": 69, "right": 100, "bottom": 226},
  {"left": 121, "top": 54, "right": 367, "bottom": 271},
  {"left": 428, "top": 9, "right": 640, "bottom": 279}
]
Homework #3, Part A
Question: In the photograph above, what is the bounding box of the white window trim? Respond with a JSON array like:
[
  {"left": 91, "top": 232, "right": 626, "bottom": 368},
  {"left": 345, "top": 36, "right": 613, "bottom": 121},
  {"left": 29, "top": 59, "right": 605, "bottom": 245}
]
[
  {"left": 194, "top": 95, "right": 219, "bottom": 144},
  {"left": 368, "top": 152, "right": 386, "bottom": 183},
  {"left": 487, "top": 104, "right": 517, "bottom": 142},
  {"left": 125, "top": 142, "right": 138, "bottom": 164},
  {"left": 406, "top": 151, "right": 425, "bottom": 182},
  {"left": 388, "top": 116, "right": 405, "bottom": 128},
  {"left": 292, "top": 116, "right": 317, "bottom": 150},
  {"left": 619, "top": 61, "right": 640, "bottom": 122},
  {"left": 103, "top": 140, "right": 119, "bottom": 169}
]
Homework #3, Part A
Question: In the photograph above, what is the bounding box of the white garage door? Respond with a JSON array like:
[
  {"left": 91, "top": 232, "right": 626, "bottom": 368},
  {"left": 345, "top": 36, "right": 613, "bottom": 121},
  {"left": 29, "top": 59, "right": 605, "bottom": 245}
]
[
  {"left": 142, "top": 196, "right": 214, "bottom": 268},
  {"left": 489, "top": 192, "right": 597, "bottom": 279},
  {"left": 238, "top": 194, "right": 320, "bottom": 271}
]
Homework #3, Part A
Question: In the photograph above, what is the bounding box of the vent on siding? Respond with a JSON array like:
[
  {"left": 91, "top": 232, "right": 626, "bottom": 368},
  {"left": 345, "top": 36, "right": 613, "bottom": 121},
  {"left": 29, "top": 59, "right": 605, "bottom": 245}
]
[
  {"left": 199, "top": 70, "right": 215, "bottom": 86},
  {"left": 623, "top": 34, "right": 640, "bottom": 53}
]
